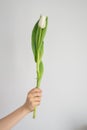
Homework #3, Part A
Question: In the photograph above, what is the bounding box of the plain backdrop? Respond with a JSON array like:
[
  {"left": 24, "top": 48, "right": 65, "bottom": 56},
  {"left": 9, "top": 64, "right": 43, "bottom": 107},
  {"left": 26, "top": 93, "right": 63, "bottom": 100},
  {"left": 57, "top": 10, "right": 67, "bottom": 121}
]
[{"left": 0, "top": 0, "right": 87, "bottom": 130}]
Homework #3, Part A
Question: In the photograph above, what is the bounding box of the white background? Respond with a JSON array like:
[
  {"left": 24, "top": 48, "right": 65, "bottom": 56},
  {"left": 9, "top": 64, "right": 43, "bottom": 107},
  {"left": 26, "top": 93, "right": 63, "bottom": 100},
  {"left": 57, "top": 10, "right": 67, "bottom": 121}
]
[{"left": 0, "top": 0, "right": 87, "bottom": 130}]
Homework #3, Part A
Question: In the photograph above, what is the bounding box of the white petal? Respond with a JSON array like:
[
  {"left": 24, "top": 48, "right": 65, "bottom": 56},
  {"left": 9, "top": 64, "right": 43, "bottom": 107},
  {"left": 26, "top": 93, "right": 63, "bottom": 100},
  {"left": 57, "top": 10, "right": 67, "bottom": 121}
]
[{"left": 38, "top": 16, "right": 46, "bottom": 29}]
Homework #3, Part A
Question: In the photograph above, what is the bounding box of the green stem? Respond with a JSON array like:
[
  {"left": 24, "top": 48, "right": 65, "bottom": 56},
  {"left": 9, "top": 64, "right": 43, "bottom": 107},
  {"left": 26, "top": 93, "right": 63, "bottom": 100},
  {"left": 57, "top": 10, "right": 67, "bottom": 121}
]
[
  {"left": 33, "top": 107, "right": 36, "bottom": 118},
  {"left": 36, "top": 52, "right": 39, "bottom": 88},
  {"left": 33, "top": 28, "right": 42, "bottom": 119},
  {"left": 33, "top": 54, "right": 39, "bottom": 119}
]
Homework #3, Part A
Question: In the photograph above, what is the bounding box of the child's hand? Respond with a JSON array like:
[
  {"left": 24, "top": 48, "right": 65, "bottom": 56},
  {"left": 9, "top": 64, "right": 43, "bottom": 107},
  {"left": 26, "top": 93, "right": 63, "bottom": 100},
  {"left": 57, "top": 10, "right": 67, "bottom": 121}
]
[{"left": 24, "top": 88, "right": 42, "bottom": 113}]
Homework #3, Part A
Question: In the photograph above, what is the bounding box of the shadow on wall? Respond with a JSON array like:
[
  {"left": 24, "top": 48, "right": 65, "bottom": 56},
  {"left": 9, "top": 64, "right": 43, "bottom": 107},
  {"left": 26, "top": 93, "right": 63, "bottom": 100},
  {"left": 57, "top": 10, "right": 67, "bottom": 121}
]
[{"left": 75, "top": 126, "right": 87, "bottom": 130}]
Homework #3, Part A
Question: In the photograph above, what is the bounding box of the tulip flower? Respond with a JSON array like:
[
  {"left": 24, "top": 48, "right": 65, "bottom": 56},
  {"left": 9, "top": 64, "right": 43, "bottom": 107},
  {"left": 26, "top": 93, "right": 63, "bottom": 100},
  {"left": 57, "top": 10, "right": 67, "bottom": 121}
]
[
  {"left": 38, "top": 16, "right": 46, "bottom": 28},
  {"left": 31, "top": 15, "right": 48, "bottom": 118}
]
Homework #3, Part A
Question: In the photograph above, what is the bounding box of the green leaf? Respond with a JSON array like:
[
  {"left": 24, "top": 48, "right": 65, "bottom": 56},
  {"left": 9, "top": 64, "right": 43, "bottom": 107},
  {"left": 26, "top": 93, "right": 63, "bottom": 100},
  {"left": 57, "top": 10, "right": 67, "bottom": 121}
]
[
  {"left": 36, "top": 27, "right": 42, "bottom": 52},
  {"left": 31, "top": 21, "right": 38, "bottom": 62},
  {"left": 39, "top": 41, "right": 44, "bottom": 61},
  {"left": 39, "top": 61, "right": 44, "bottom": 82}
]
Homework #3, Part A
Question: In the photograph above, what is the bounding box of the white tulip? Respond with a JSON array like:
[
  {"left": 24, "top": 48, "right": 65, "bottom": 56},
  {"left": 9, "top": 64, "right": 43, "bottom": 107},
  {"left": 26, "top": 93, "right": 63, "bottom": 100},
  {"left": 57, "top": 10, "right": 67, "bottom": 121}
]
[{"left": 38, "top": 16, "right": 46, "bottom": 29}]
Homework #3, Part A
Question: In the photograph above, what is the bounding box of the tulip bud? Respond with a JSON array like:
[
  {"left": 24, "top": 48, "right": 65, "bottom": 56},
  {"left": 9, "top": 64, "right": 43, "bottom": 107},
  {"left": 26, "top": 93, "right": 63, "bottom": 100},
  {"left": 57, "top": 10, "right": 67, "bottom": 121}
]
[{"left": 38, "top": 16, "right": 46, "bottom": 29}]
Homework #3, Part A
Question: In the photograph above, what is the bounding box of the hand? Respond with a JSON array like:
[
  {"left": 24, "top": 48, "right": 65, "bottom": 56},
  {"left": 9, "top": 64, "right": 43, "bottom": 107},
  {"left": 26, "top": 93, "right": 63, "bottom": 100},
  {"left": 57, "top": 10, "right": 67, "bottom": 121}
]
[
  {"left": 24, "top": 88, "right": 42, "bottom": 113},
  {"left": 0, "top": 88, "right": 42, "bottom": 130}
]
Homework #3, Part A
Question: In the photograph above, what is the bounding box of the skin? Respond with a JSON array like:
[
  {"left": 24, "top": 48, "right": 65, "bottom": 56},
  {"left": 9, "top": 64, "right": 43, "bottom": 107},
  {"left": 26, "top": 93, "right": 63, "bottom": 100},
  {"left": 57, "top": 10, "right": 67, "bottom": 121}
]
[{"left": 0, "top": 88, "right": 42, "bottom": 130}]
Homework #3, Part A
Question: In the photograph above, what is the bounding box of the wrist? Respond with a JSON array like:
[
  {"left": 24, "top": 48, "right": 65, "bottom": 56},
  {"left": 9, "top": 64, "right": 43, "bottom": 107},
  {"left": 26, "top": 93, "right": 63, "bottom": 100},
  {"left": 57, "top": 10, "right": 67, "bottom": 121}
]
[{"left": 22, "top": 103, "right": 31, "bottom": 114}]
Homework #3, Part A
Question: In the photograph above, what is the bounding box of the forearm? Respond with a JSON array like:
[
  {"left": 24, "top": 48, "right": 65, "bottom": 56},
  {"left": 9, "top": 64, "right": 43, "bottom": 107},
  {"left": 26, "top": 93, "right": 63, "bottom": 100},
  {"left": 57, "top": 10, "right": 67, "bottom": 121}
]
[
  {"left": 0, "top": 104, "right": 30, "bottom": 130},
  {"left": 0, "top": 88, "right": 42, "bottom": 130}
]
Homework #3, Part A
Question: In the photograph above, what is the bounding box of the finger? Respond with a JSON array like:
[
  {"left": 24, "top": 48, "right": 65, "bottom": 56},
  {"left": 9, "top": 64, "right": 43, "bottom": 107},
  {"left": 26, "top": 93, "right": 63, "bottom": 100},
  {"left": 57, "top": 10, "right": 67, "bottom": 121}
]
[
  {"left": 32, "top": 92, "right": 42, "bottom": 97},
  {"left": 34, "top": 97, "right": 41, "bottom": 102},
  {"left": 30, "top": 95, "right": 41, "bottom": 101},
  {"left": 28, "top": 88, "right": 36, "bottom": 94},
  {"left": 32, "top": 90, "right": 42, "bottom": 96},
  {"left": 28, "top": 88, "right": 42, "bottom": 98},
  {"left": 32, "top": 88, "right": 42, "bottom": 93},
  {"left": 33, "top": 102, "right": 41, "bottom": 107},
  {"left": 29, "top": 91, "right": 42, "bottom": 98}
]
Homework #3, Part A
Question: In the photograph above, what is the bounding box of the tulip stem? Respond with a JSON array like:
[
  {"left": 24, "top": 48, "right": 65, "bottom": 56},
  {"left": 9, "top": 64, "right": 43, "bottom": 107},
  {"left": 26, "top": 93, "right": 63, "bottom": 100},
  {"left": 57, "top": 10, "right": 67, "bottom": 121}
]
[
  {"left": 33, "top": 53, "right": 39, "bottom": 118},
  {"left": 33, "top": 28, "right": 41, "bottom": 118},
  {"left": 33, "top": 107, "right": 36, "bottom": 118}
]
